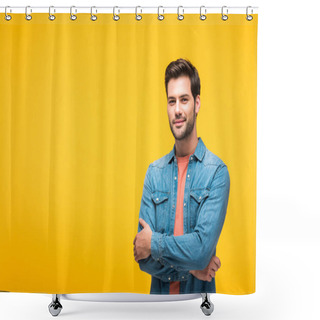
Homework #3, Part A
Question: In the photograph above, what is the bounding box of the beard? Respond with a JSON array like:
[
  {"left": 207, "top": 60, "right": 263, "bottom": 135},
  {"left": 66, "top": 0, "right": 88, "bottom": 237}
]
[{"left": 169, "top": 105, "right": 196, "bottom": 141}]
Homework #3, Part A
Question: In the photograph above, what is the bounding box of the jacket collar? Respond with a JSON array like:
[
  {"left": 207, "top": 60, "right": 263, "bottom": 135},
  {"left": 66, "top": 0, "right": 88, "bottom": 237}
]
[{"left": 168, "top": 137, "right": 206, "bottom": 164}]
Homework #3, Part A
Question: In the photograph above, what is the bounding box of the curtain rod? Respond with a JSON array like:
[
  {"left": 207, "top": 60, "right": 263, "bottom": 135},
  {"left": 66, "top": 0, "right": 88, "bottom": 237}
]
[{"left": 0, "top": 6, "right": 259, "bottom": 15}]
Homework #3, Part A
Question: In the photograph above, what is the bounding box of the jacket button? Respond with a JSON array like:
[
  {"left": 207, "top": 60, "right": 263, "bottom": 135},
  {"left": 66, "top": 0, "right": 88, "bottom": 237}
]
[
  {"left": 156, "top": 198, "right": 159, "bottom": 201},
  {"left": 182, "top": 276, "right": 184, "bottom": 279},
  {"left": 187, "top": 174, "right": 190, "bottom": 178},
  {"left": 184, "top": 203, "right": 186, "bottom": 206},
  {"left": 174, "top": 176, "right": 177, "bottom": 180},
  {"left": 190, "top": 156, "right": 193, "bottom": 160},
  {"left": 199, "top": 196, "right": 202, "bottom": 200},
  {"left": 168, "top": 277, "right": 171, "bottom": 281},
  {"left": 171, "top": 265, "right": 173, "bottom": 268}
]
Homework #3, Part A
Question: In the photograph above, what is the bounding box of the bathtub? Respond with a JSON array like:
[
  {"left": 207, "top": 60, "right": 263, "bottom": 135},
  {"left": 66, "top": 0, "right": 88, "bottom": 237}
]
[{"left": 47, "top": 292, "right": 214, "bottom": 316}]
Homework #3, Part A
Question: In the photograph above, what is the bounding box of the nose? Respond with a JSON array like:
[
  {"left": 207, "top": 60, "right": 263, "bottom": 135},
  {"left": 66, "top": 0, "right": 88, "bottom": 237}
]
[{"left": 174, "top": 100, "right": 182, "bottom": 116}]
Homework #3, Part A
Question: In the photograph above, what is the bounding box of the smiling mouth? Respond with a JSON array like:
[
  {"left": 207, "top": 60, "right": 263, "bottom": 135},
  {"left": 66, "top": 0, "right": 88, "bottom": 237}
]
[{"left": 174, "top": 120, "right": 185, "bottom": 126}]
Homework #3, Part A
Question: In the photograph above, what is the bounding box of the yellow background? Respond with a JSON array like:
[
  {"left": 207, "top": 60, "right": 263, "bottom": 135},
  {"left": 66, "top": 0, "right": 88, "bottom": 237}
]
[{"left": 0, "top": 13, "right": 257, "bottom": 294}]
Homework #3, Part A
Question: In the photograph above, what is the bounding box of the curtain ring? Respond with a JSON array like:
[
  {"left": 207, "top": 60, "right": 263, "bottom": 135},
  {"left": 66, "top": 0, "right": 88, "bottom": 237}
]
[
  {"left": 5, "top": 6, "right": 12, "bottom": 21},
  {"left": 49, "top": 6, "right": 56, "bottom": 21},
  {"left": 113, "top": 6, "right": 120, "bottom": 21},
  {"left": 25, "top": 6, "right": 32, "bottom": 21},
  {"left": 246, "top": 6, "right": 253, "bottom": 21},
  {"left": 70, "top": 6, "right": 77, "bottom": 21},
  {"left": 91, "top": 6, "right": 97, "bottom": 21},
  {"left": 177, "top": 6, "right": 184, "bottom": 21},
  {"left": 200, "top": 6, "right": 207, "bottom": 21},
  {"left": 221, "top": 6, "right": 228, "bottom": 21},
  {"left": 135, "top": 6, "right": 142, "bottom": 21},
  {"left": 158, "top": 6, "right": 164, "bottom": 21}
]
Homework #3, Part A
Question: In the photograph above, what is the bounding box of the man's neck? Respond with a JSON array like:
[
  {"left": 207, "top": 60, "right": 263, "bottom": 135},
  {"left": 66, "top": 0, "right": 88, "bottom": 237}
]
[{"left": 175, "top": 134, "right": 199, "bottom": 157}]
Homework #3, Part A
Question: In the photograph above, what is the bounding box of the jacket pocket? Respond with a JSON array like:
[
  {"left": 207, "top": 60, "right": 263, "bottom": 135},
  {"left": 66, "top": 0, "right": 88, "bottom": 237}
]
[
  {"left": 189, "top": 188, "right": 209, "bottom": 230},
  {"left": 151, "top": 191, "right": 170, "bottom": 233}
]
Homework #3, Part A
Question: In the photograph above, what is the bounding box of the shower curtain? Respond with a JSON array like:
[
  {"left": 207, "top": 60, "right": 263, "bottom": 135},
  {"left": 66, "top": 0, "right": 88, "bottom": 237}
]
[{"left": 0, "top": 11, "right": 257, "bottom": 295}]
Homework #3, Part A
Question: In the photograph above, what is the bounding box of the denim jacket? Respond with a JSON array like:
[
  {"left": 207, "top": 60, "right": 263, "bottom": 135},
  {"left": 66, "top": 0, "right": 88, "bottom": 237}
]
[{"left": 137, "top": 137, "right": 230, "bottom": 294}]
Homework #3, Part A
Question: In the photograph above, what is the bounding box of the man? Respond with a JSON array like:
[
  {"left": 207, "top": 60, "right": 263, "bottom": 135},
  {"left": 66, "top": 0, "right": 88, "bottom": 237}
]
[{"left": 133, "top": 58, "right": 230, "bottom": 294}]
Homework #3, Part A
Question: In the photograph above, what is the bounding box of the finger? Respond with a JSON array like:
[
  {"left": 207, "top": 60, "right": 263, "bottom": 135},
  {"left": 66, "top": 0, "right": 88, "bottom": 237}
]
[
  {"left": 213, "top": 256, "right": 221, "bottom": 268},
  {"left": 208, "top": 258, "right": 218, "bottom": 271},
  {"left": 210, "top": 262, "right": 219, "bottom": 272},
  {"left": 206, "top": 271, "right": 215, "bottom": 282},
  {"left": 210, "top": 257, "right": 221, "bottom": 271},
  {"left": 139, "top": 218, "right": 147, "bottom": 228}
]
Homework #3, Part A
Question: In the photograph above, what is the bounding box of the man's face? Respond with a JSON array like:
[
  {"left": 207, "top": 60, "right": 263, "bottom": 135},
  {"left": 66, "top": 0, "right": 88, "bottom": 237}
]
[{"left": 167, "top": 76, "right": 198, "bottom": 141}]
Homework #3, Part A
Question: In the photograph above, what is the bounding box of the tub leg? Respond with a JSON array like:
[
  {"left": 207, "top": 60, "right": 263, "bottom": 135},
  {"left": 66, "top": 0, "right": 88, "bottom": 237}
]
[
  {"left": 200, "top": 293, "right": 214, "bottom": 316},
  {"left": 48, "top": 294, "right": 63, "bottom": 317}
]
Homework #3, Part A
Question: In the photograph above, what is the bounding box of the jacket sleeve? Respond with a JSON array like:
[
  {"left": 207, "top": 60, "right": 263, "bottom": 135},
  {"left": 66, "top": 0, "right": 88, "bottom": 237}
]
[
  {"left": 150, "top": 165, "right": 230, "bottom": 271},
  {"left": 137, "top": 165, "right": 191, "bottom": 282}
]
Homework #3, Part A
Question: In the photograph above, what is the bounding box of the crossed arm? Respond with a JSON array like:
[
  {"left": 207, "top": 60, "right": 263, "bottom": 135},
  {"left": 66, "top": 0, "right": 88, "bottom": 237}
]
[{"left": 133, "top": 164, "right": 230, "bottom": 281}]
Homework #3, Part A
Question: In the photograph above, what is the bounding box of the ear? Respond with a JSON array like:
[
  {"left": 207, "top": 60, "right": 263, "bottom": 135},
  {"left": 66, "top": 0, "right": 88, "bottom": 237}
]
[{"left": 195, "top": 95, "right": 200, "bottom": 116}]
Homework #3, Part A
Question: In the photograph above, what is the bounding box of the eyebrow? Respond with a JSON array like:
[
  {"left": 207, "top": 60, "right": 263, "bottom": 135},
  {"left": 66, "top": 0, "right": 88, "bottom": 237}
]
[{"left": 167, "top": 94, "right": 191, "bottom": 100}]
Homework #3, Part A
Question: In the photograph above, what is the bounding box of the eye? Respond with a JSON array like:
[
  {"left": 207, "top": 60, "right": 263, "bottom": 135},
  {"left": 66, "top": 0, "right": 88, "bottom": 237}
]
[
  {"left": 182, "top": 98, "right": 188, "bottom": 102},
  {"left": 168, "top": 100, "right": 175, "bottom": 105}
]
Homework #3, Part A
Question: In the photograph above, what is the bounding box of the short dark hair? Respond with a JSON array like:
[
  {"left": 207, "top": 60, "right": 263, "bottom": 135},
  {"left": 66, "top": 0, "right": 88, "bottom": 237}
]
[{"left": 165, "top": 58, "right": 200, "bottom": 101}]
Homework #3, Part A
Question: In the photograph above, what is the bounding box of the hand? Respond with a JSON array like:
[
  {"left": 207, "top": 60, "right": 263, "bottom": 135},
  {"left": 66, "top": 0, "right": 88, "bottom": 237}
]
[
  {"left": 133, "top": 218, "right": 152, "bottom": 262},
  {"left": 189, "top": 255, "right": 221, "bottom": 282}
]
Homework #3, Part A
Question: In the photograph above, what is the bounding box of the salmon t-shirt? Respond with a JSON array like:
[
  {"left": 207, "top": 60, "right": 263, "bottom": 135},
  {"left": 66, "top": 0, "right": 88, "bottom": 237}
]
[{"left": 169, "top": 151, "right": 194, "bottom": 294}]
